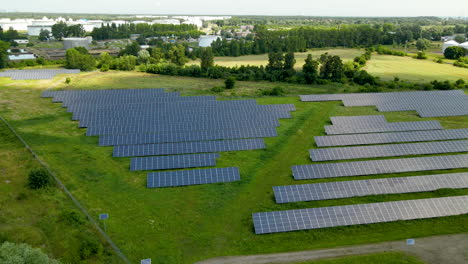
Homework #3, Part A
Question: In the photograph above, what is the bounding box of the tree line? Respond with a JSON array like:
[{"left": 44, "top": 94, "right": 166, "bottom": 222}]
[{"left": 90, "top": 23, "right": 202, "bottom": 41}]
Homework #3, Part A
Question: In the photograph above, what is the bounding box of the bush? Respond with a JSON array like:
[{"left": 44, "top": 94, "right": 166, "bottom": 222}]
[
  {"left": 100, "top": 64, "right": 109, "bottom": 72},
  {"left": 0, "top": 242, "right": 60, "bottom": 264},
  {"left": 444, "top": 46, "right": 466, "bottom": 60},
  {"left": 59, "top": 210, "right": 85, "bottom": 226},
  {"left": 430, "top": 80, "right": 454, "bottom": 90},
  {"left": 211, "top": 86, "right": 224, "bottom": 93},
  {"left": 455, "top": 79, "right": 465, "bottom": 88},
  {"left": 78, "top": 233, "right": 103, "bottom": 260},
  {"left": 261, "top": 86, "right": 285, "bottom": 96},
  {"left": 65, "top": 77, "right": 71, "bottom": 84},
  {"left": 415, "top": 51, "right": 427, "bottom": 60},
  {"left": 28, "top": 168, "right": 52, "bottom": 189},
  {"left": 225, "top": 76, "right": 236, "bottom": 89}
]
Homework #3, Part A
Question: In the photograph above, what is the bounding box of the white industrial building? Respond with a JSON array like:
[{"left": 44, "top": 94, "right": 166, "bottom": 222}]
[
  {"left": 63, "top": 37, "right": 92, "bottom": 50},
  {"left": 8, "top": 54, "right": 36, "bottom": 60},
  {"left": 27, "top": 25, "right": 53, "bottom": 36},
  {"left": 199, "top": 35, "right": 221, "bottom": 47},
  {"left": 460, "top": 42, "right": 468, "bottom": 52},
  {"left": 442, "top": 40, "right": 459, "bottom": 52},
  {"left": 152, "top": 19, "right": 181, "bottom": 25}
]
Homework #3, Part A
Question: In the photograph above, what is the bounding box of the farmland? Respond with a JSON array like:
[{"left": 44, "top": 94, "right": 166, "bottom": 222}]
[{"left": 0, "top": 71, "right": 467, "bottom": 263}]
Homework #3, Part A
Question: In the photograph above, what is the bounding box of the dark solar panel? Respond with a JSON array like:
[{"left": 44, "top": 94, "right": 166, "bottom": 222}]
[
  {"left": 310, "top": 140, "right": 468, "bottom": 161},
  {"left": 113, "top": 138, "right": 266, "bottom": 157},
  {"left": 274, "top": 173, "right": 468, "bottom": 203},
  {"left": 130, "top": 153, "right": 220, "bottom": 171},
  {"left": 99, "top": 127, "right": 277, "bottom": 146},
  {"left": 324, "top": 121, "right": 443, "bottom": 135},
  {"left": 315, "top": 128, "right": 468, "bottom": 147},
  {"left": 253, "top": 195, "right": 468, "bottom": 234},
  {"left": 293, "top": 154, "right": 468, "bottom": 180},
  {"left": 147, "top": 167, "right": 240, "bottom": 187}
]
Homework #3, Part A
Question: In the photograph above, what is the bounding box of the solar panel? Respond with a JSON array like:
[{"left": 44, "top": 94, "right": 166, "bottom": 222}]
[
  {"left": 324, "top": 121, "right": 443, "bottom": 135},
  {"left": 62, "top": 95, "right": 217, "bottom": 107},
  {"left": 130, "top": 153, "right": 220, "bottom": 171},
  {"left": 99, "top": 127, "right": 277, "bottom": 146},
  {"left": 292, "top": 154, "right": 468, "bottom": 180},
  {"left": 147, "top": 167, "right": 240, "bottom": 188},
  {"left": 113, "top": 138, "right": 266, "bottom": 157},
  {"left": 274, "top": 173, "right": 468, "bottom": 203},
  {"left": 315, "top": 128, "right": 468, "bottom": 147},
  {"left": 330, "top": 115, "right": 387, "bottom": 126},
  {"left": 310, "top": 140, "right": 468, "bottom": 161},
  {"left": 86, "top": 119, "right": 280, "bottom": 136},
  {"left": 1, "top": 69, "right": 80, "bottom": 80},
  {"left": 253, "top": 195, "right": 468, "bottom": 234}
]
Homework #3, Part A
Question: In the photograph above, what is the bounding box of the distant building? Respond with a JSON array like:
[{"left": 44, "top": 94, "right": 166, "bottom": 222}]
[
  {"left": 63, "top": 37, "right": 91, "bottom": 50},
  {"left": 13, "top": 39, "right": 29, "bottom": 44},
  {"left": 8, "top": 54, "right": 36, "bottom": 61},
  {"left": 460, "top": 42, "right": 468, "bottom": 52},
  {"left": 152, "top": 19, "right": 181, "bottom": 25},
  {"left": 130, "top": 34, "right": 141, "bottom": 40},
  {"left": 27, "top": 24, "right": 53, "bottom": 36},
  {"left": 199, "top": 35, "right": 221, "bottom": 47}
]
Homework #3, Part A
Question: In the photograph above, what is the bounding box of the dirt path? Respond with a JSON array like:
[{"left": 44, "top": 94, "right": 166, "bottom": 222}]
[{"left": 196, "top": 233, "right": 468, "bottom": 264}]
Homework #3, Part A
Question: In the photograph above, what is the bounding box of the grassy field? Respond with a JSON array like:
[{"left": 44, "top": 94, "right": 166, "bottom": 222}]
[
  {"left": 188, "top": 48, "right": 364, "bottom": 69},
  {"left": 364, "top": 54, "right": 468, "bottom": 82},
  {"left": 0, "top": 71, "right": 467, "bottom": 263},
  {"left": 291, "top": 252, "right": 425, "bottom": 264}
]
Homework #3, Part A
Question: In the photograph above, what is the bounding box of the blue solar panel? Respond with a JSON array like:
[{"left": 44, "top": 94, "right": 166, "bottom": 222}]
[
  {"left": 130, "top": 153, "right": 220, "bottom": 171},
  {"left": 147, "top": 167, "right": 240, "bottom": 187}
]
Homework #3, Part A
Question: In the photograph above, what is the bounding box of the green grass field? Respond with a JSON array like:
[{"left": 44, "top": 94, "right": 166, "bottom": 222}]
[
  {"left": 364, "top": 54, "right": 468, "bottom": 82},
  {"left": 291, "top": 252, "right": 425, "bottom": 264},
  {"left": 188, "top": 48, "right": 363, "bottom": 69},
  {"left": 0, "top": 71, "right": 467, "bottom": 263}
]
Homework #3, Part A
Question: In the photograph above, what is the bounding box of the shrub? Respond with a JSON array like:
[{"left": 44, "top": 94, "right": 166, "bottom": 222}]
[
  {"left": 211, "top": 86, "right": 224, "bottom": 93},
  {"left": 444, "top": 46, "right": 466, "bottom": 60},
  {"left": 225, "top": 76, "right": 236, "bottom": 89},
  {"left": 100, "top": 64, "right": 109, "bottom": 72},
  {"left": 435, "top": 58, "right": 444, "bottom": 64},
  {"left": 59, "top": 210, "right": 85, "bottom": 226},
  {"left": 415, "top": 51, "right": 427, "bottom": 60},
  {"left": 65, "top": 77, "right": 71, "bottom": 84},
  {"left": 0, "top": 242, "right": 60, "bottom": 264},
  {"left": 78, "top": 233, "right": 103, "bottom": 259},
  {"left": 261, "top": 86, "right": 285, "bottom": 96},
  {"left": 430, "top": 80, "right": 454, "bottom": 90},
  {"left": 455, "top": 79, "right": 465, "bottom": 88},
  {"left": 28, "top": 168, "right": 52, "bottom": 189}
]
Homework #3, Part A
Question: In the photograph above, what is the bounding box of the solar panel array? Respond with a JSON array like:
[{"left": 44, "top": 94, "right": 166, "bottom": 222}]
[
  {"left": 0, "top": 69, "right": 80, "bottom": 80},
  {"left": 310, "top": 139, "right": 468, "bottom": 161},
  {"left": 300, "top": 90, "right": 468, "bottom": 117},
  {"left": 147, "top": 167, "right": 240, "bottom": 188},
  {"left": 42, "top": 88, "right": 295, "bottom": 188},
  {"left": 253, "top": 195, "right": 468, "bottom": 234},
  {"left": 315, "top": 128, "right": 468, "bottom": 147},
  {"left": 274, "top": 173, "right": 468, "bottom": 203},
  {"left": 293, "top": 154, "right": 468, "bottom": 179}
]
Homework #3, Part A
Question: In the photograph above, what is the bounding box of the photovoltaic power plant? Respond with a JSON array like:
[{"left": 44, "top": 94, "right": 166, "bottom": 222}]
[
  {"left": 273, "top": 173, "right": 468, "bottom": 203},
  {"left": 253, "top": 195, "right": 468, "bottom": 234},
  {"left": 330, "top": 115, "right": 387, "bottom": 126},
  {"left": 300, "top": 90, "right": 468, "bottom": 117},
  {"left": 42, "top": 88, "right": 295, "bottom": 188},
  {"left": 324, "top": 120, "right": 442, "bottom": 135},
  {"left": 147, "top": 167, "right": 240, "bottom": 188},
  {"left": 293, "top": 154, "right": 468, "bottom": 179},
  {"left": 310, "top": 139, "right": 468, "bottom": 161},
  {"left": 315, "top": 128, "right": 468, "bottom": 147},
  {"left": 0, "top": 69, "right": 80, "bottom": 80}
]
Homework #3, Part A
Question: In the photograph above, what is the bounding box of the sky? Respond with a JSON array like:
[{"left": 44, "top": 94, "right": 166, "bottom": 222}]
[{"left": 1, "top": 0, "right": 467, "bottom": 17}]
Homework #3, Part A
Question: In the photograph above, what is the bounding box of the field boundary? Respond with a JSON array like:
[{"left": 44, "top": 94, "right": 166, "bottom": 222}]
[{"left": 0, "top": 114, "right": 130, "bottom": 264}]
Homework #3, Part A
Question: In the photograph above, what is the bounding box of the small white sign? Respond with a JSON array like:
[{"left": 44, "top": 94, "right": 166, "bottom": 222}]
[
  {"left": 406, "top": 238, "right": 415, "bottom": 245},
  {"left": 141, "top": 259, "right": 151, "bottom": 264},
  {"left": 99, "top": 213, "right": 109, "bottom": 220}
]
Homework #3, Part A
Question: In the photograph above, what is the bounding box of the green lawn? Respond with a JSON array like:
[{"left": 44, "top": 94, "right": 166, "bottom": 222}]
[
  {"left": 290, "top": 251, "right": 425, "bottom": 264},
  {"left": 188, "top": 48, "right": 364, "bottom": 69},
  {"left": 364, "top": 54, "right": 468, "bottom": 82},
  {"left": 0, "top": 71, "right": 467, "bottom": 264}
]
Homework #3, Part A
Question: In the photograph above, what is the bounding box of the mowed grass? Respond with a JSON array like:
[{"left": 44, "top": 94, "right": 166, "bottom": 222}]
[
  {"left": 290, "top": 251, "right": 425, "bottom": 264},
  {"left": 365, "top": 54, "right": 468, "bottom": 82},
  {"left": 188, "top": 48, "right": 363, "bottom": 69},
  {"left": 0, "top": 71, "right": 467, "bottom": 263}
]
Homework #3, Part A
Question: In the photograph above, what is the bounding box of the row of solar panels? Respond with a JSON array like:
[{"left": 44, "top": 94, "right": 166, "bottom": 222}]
[
  {"left": 1, "top": 69, "right": 80, "bottom": 80},
  {"left": 42, "top": 89, "right": 295, "bottom": 188},
  {"left": 300, "top": 90, "right": 468, "bottom": 117}
]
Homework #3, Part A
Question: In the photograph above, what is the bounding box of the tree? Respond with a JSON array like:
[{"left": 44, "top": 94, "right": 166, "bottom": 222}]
[
  {"left": 97, "top": 52, "right": 113, "bottom": 68},
  {"left": 51, "top": 22, "right": 68, "bottom": 40},
  {"left": 38, "top": 29, "right": 51, "bottom": 41},
  {"left": 3, "top": 27, "right": 20, "bottom": 41},
  {"left": 444, "top": 46, "right": 466, "bottom": 60},
  {"left": 67, "top": 24, "right": 85, "bottom": 37},
  {"left": 454, "top": 35, "right": 466, "bottom": 43},
  {"left": 0, "top": 241, "right": 60, "bottom": 264},
  {"left": 415, "top": 38, "right": 431, "bottom": 51},
  {"left": 137, "top": 49, "right": 150, "bottom": 64},
  {"left": 199, "top": 47, "right": 214, "bottom": 71},
  {"left": 266, "top": 52, "right": 284, "bottom": 81},
  {"left": 320, "top": 55, "right": 344, "bottom": 82},
  {"left": 225, "top": 76, "right": 236, "bottom": 89},
  {"left": 302, "top": 54, "right": 319, "bottom": 84},
  {"left": 119, "top": 41, "right": 140, "bottom": 56},
  {"left": 282, "top": 52, "right": 296, "bottom": 79},
  {"left": 65, "top": 48, "right": 95, "bottom": 71},
  {"left": 0, "top": 40, "right": 9, "bottom": 69},
  {"left": 168, "top": 45, "right": 187, "bottom": 66}
]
